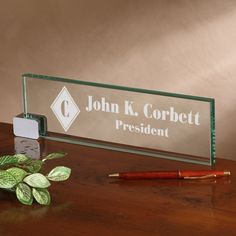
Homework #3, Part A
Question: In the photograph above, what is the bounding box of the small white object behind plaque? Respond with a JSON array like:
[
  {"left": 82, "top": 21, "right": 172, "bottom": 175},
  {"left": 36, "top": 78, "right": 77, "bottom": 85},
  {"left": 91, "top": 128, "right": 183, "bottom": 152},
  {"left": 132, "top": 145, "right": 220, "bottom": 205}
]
[{"left": 13, "top": 117, "right": 39, "bottom": 139}]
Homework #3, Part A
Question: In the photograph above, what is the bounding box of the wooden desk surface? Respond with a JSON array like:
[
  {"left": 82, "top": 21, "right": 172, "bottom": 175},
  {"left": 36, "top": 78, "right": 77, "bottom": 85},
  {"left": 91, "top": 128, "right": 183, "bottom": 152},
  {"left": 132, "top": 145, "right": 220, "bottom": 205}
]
[{"left": 0, "top": 123, "right": 236, "bottom": 236}]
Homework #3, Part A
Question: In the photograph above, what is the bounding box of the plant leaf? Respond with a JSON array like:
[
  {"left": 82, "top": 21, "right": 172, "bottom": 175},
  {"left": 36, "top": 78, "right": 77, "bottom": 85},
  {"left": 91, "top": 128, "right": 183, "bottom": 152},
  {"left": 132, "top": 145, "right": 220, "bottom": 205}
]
[
  {"left": 23, "top": 160, "right": 43, "bottom": 173},
  {"left": 42, "top": 152, "right": 67, "bottom": 162},
  {"left": 31, "top": 160, "right": 43, "bottom": 173},
  {"left": 0, "top": 154, "right": 30, "bottom": 168},
  {"left": 0, "top": 170, "right": 17, "bottom": 189},
  {"left": 14, "top": 154, "right": 29, "bottom": 164},
  {"left": 6, "top": 167, "right": 27, "bottom": 183},
  {"left": 24, "top": 173, "right": 51, "bottom": 188},
  {"left": 32, "top": 188, "right": 51, "bottom": 205},
  {"left": 0, "top": 155, "right": 19, "bottom": 167},
  {"left": 47, "top": 166, "right": 71, "bottom": 181},
  {"left": 16, "top": 183, "right": 33, "bottom": 205}
]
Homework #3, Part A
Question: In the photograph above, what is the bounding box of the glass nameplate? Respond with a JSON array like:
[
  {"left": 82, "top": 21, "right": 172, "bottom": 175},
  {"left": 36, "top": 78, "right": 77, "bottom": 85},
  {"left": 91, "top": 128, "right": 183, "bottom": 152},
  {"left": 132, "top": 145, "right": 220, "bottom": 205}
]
[{"left": 22, "top": 73, "right": 215, "bottom": 165}]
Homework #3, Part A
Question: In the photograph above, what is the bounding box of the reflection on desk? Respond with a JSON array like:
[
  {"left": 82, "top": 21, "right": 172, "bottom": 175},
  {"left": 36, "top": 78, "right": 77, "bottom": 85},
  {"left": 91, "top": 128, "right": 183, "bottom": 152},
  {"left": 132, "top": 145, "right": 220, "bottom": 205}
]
[{"left": 0, "top": 122, "right": 235, "bottom": 236}]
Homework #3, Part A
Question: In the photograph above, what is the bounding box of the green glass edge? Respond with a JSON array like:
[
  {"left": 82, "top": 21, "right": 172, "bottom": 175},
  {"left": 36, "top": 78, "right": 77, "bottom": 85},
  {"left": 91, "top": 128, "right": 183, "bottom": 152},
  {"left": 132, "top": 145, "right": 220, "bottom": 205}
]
[
  {"left": 210, "top": 100, "right": 216, "bottom": 165},
  {"left": 22, "top": 73, "right": 215, "bottom": 166},
  {"left": 22, "top": 77, "right": 28, "bottom": 116}
]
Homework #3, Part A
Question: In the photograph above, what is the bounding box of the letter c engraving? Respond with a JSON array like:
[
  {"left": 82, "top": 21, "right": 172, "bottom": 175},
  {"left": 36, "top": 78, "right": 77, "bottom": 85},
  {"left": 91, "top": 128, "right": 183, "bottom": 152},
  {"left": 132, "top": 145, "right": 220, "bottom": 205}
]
[{"left": 61, "top": 100, "right": 70, "bottom": 117}]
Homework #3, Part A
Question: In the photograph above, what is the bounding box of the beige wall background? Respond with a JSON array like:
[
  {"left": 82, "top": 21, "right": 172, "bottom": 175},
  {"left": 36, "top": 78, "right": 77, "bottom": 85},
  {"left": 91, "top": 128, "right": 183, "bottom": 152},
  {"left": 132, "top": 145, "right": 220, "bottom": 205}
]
[{"left": 0, "top": 0, "right": 235, "bottom": 160}]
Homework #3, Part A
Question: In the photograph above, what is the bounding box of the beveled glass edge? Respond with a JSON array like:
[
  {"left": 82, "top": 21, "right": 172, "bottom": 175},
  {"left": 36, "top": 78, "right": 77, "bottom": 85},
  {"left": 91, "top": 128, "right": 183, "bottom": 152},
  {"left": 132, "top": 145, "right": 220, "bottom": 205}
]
[
  {"left": 22, "top": 76, "right": 28, "bottom": 117},
  {"left": 22, "top": 73, "right": 216, "bottom": 166},
  {"left": 210, "top": 99, "right": 216, "bottom": 165}
]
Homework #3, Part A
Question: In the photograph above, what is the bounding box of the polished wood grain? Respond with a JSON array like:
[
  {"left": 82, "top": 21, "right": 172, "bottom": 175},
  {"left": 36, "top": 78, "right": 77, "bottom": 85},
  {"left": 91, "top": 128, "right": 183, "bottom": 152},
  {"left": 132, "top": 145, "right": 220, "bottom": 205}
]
[{"left": 0, "top": 123, "right": 235, "bottom": 236}]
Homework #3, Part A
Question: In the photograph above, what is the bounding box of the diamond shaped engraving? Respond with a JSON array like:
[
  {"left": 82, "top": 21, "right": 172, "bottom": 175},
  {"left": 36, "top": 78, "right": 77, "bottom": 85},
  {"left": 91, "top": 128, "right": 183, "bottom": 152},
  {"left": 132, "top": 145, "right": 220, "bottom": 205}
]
[{"left": 51, "top": 86, "right": 80, "bottom": 132}]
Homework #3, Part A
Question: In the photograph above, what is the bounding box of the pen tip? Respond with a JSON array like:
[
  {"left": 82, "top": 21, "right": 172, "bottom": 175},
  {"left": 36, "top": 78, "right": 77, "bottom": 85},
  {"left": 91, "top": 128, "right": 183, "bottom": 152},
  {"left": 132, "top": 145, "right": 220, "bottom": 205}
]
[
  {"left": 108, "top": 173, "right": 119, "bottom": 178},
  {"left": 224, "top": 171, "right": 231, "bottom": 176}
]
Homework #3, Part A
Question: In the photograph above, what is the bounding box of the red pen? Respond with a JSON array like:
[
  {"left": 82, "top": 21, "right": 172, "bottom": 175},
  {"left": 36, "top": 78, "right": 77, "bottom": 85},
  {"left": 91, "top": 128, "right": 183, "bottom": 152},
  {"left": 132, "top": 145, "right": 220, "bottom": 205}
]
[{"left": 108, "top": 170, "right": 231, "bottom": 180}]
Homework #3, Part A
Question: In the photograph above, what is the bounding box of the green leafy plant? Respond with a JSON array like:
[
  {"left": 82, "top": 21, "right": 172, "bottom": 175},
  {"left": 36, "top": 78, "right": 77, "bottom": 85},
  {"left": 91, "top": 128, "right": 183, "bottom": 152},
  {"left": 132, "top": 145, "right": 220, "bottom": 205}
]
[{"left": 0, "top": 152, "right": 71, "bottom": 205}]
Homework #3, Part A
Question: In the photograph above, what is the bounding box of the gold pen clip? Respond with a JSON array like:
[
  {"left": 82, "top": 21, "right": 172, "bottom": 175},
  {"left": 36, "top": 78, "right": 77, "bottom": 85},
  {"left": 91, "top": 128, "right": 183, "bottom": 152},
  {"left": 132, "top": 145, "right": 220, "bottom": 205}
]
[{"left": 184, "top": 174, "right": 217, "bottom": 180}]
